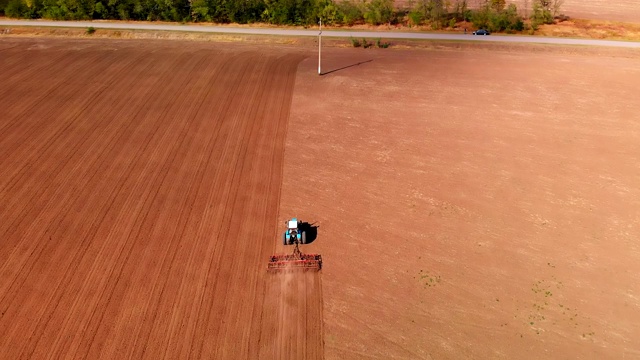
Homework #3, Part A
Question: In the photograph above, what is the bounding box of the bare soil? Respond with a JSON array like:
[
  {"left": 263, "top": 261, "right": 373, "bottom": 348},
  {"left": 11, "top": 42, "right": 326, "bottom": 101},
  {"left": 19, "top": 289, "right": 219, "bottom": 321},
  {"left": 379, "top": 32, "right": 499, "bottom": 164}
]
[
  {"left": 2, "top": 36, "right": 640, "bottom": 359},
  {"left": 282, "top": 45, "right": 640, "bottom": 358},
  {"left": 0, "top": 38, "right": 320, "bottom": 359},
  {"left": 536, "top": 20, "right": 640, "bottom": 42},
  {"left": 508, "top": 0, "right": 640, "bottom": 23}
]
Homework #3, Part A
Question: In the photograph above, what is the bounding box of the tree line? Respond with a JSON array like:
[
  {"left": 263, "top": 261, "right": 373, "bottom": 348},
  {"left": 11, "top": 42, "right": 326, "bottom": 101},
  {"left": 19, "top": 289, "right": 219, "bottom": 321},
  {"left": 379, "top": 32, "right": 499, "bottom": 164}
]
[{"left": 1, "top": 0, "right": 561, "bottom": 32}]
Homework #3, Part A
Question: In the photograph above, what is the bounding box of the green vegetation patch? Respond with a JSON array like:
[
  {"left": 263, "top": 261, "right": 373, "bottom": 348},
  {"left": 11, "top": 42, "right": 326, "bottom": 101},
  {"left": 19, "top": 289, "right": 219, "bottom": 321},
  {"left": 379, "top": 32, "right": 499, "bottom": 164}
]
[{"left": 3, "top": 0, "right": 562, "bottom": 36}]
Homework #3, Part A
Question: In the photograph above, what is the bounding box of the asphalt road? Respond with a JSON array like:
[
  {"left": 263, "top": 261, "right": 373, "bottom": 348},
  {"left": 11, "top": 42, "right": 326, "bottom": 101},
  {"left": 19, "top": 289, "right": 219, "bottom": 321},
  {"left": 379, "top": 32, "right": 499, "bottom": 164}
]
[{"left": 1, "top": 19, "right": 639, "bottom": 48}]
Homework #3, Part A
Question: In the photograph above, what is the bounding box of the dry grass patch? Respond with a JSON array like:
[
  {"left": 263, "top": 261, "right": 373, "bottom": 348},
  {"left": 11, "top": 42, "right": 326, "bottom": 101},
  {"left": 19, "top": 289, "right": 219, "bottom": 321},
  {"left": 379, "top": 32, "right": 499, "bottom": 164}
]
[{"left": 538, "top": 19, "right": 640, "bottom": 41}]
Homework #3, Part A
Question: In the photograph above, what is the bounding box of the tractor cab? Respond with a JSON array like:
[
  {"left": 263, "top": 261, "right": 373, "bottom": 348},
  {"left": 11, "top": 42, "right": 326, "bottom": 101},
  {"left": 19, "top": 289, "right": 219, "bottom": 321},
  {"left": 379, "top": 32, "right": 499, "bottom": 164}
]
[
  {"left": 270, "top": 217, "right": 321, "bottom": 272},
  {"left": 283, "top": 218, "right": 305, "bottom": 245},
  {"left": 287, "top": 218, "right": 298, "bottom": 231}
]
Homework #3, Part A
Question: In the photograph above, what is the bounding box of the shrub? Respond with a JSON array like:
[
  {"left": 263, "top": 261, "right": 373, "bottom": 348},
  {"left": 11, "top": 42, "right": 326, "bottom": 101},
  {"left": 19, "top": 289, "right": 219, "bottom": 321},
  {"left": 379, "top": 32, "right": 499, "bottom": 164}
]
[
  {"left": 363, "top": 0, "right": 394, "bottom": 25},
  {"left": 321, "top": 2, "right": 339, "bottom": 25},
  {"left": 93, "top": 2, "right": 107, "bottom": 19},
  {"left": 408, "top": 10, "right": 422, "bottom": 26},
  {"left": 190, "top": 0, "right": 211, "bottom": 22},
  {"left": 472, "top": 3, "right": 524, "bottom": 32},
  {"left": 350, "top": 36, "right": 361, "bottom": 47},
  {"left": 86, "top": 26, "right": 96, "bottom": 34},
  {"left": 4, "top": 0, "right": 28, "bottom": 18},
  {"left": 430, "top": 20, "right": 443, "bottom": 30},
  {"left": 337, "top": 0, "right": 364, "bottom": 25},
  {"left": 470, "top": 7, "right": 490, "bottom": 29},
  {"left": 375, "top": 37, "right": 390, "bottom": 48},
  {"left": 40, "top": 0, "right": 94, "bottom": 20},
  {"left": 225, "top": 0, "right": 264, "bottom": 24},
  {"left": 531, "top": 1, "right": 553, "bottom": 26}
]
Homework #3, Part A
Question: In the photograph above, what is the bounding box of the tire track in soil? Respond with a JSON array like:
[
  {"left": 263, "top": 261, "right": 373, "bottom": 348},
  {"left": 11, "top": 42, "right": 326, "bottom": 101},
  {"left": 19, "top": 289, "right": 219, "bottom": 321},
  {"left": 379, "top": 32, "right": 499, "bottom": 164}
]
[
  {"left": 142, "top": 55, "right": 248, "bottom": 359},
  {"left": 0, "top": 48, "right": 122, "bottom": 204},
  {"left": 27, "top": 50, "right": 216, "bottom": 360},
  {"left": 83, "top": 50, "right": 218, "bottom": 359},
  {"left": 192, "top": 54, "right": 270, "bottom": 358},
  {"left": 0, "top": 40, "right": 323, "bottom": 359},
  {"left": 0, "top": 43, "right": 75, "bottom": 103},
  {"left": 0, "top": 49, "right": 153, "bottom": 307},
  {"left": 209, "top": 51, "right": 288, "bottom": 358},
  {"left": 0, "top": 47, "right": 194, "bottom": 355},
  {"left": 63, "top": 50, "right": 222, "bottom": 359},
  {"left": 189, "top": 52, "right": 267, "bottom": 359},
  {"left": 0, "top": 49, "right": 192, "bottom": 358},
  {"left": 261, "top": 272, "right": 324, "bottom": 360},
  {"left": 0, "top": 48, "right": 96, "bottom": 135},
  {"left": 80, "top": 52, "right": 270, "bottom": 357},
  {"left": 213, "top": 53, "right": 297, "bottom": 359},
  {"left": 0, "top": 48, "right": 107, "bottom": 159},
  {"left": 0, "top": 49, "right": 166, "bottom": 307},
  {"left": 120, "top": 51, "right": 255, "bottom": 357},
  {"left": 257, "top": 54, "right": 325, "bottom": 360},
  {"left": 221, "top": 54, "right": 289, "bottom": 359},
  {"left": 0, "top": 49, "right": 128, "bottom": 232},
  {"left": 132, "top": 53, "right": 234, "bottom": 359},
  {"left": 159, "top": 54, "right": 253, "bottom": 358}
]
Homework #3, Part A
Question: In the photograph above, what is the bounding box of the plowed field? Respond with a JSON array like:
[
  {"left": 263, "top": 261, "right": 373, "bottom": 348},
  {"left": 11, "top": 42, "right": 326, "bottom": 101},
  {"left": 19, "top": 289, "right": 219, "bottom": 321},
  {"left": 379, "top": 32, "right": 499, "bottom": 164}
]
[
  {"left": 3, "top": 36, "right": 640, "bottom": 360},
  {"left": 283, "top": 47, "right": 640, "bottom": 359},
  {"left": 0, "top": 39, "right": 321, "bottom": 359}
]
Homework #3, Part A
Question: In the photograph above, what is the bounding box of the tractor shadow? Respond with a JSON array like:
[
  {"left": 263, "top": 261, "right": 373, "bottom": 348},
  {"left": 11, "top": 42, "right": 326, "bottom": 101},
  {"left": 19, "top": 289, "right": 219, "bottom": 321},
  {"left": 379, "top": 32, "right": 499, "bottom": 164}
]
[
  {"left": 299, "top": 222, "right": 319, "bottom": 244},
  {"left": 321, "top": 59, "right": 373, "bottom": 76}
]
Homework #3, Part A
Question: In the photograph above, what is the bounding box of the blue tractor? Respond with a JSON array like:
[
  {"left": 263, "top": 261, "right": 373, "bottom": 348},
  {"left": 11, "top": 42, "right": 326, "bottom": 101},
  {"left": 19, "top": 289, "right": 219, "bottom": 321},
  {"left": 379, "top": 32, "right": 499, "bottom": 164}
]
[
  {"left": 282, "top": 218, "right": 307, "bottom": 245},
  {"left": 269, "top": 217, "right": 321, "bottom": 271}
]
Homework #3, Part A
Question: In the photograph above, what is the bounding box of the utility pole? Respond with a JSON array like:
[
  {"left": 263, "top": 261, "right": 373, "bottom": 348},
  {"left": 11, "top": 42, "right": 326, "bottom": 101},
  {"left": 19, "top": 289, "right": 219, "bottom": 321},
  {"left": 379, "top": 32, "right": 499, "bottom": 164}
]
[{"left": 318, "top": 18, "right": 322, "bottom": 75}]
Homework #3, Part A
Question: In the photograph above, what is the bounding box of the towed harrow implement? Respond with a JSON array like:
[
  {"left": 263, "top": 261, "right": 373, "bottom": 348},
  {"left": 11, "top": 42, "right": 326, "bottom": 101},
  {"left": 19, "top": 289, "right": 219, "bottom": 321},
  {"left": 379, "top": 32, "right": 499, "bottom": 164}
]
[
  {"left": 268, "top": 243, "right": 322, "bottom": 271},
  {"left": 268, "top": 218, "right": 322, "bottom": 272}
]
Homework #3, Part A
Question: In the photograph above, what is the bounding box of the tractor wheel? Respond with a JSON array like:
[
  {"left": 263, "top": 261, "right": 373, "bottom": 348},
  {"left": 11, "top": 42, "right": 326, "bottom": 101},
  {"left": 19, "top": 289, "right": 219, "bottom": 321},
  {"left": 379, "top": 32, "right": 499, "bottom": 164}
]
[
  {"left": 283, "top": 232, "right": 288, "bottom": 245},
  {"left": 301, "top": 231, "right": 307, "bottom": 244}
]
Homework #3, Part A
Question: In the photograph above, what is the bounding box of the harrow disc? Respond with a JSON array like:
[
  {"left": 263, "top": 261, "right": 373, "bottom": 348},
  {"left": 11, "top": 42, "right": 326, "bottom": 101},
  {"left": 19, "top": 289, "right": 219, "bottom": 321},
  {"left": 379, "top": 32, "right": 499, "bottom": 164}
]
[{"left": 268, "top": 254, "right": 322, "bottom": 272}]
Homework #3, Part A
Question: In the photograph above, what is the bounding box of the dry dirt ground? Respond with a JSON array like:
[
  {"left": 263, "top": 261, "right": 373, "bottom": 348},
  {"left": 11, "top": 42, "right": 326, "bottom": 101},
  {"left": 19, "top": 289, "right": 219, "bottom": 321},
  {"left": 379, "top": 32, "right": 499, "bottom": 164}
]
[
  {"left": 1, "top": 37, "right": 640, "bottom": 360},
  {"left": 470, "top": 0, "right": 640, "bottom": 23},
  {"left": 507, "top": 0, "right": 640, "bottom": 23},
  {"left": 0, "top": 38, "right": 321, "bottom": 359},
  {"left": 282, "top": 46, "right": 640, "bottom": 359}
]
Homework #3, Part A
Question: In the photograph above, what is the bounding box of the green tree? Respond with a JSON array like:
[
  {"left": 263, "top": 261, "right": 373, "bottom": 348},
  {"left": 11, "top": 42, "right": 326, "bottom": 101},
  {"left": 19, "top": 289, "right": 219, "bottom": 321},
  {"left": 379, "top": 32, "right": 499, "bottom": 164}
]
[
  {"left": 531, "top": 0, "right": 552, "bottom": 27},
  {"left": 411, "top": 0, "right": 445, "bottom": 28},
  {"left": 5, "top": 0, "right": 28, "bottom": 17},
  {"left": 363, "top": 0, "right": 394, "bottom": 25},
  {"left": 225, "top": 0, "right": 263, "bottom": 23},
  {"left": 93, "top": 1, "right": 107, "bottom": 17},
  {"left": 336, "top": 0, "right": 363, "bottom": 25},
  {"left": 319, "top": 1, "right": 338, "bottom": 24},
  {"left": 0, "top": 0, "right": 9, "bottom": 14},
  {"left": 40, "top": 0, "right": 96, "bottom": 19}
]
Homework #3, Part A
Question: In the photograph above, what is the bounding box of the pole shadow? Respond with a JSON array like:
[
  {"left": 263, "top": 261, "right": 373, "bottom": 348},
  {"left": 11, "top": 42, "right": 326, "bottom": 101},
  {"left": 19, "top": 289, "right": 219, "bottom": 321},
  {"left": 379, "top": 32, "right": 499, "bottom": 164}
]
[{"left": 320, "top": 59, "right": 373, "bottom": 76}]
